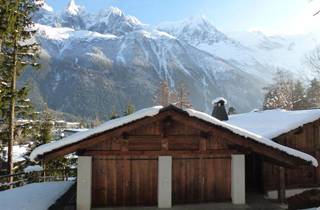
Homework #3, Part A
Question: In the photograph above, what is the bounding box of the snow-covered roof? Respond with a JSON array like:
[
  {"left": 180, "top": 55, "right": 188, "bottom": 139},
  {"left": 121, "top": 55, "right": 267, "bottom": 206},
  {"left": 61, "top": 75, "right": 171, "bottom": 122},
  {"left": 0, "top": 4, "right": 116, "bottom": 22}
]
[
  {"left": 30, "top": 106, "right": 163, "bottom": 161},
  {"left": 186, "top": 109, "right": 317, "bottom": 167},
  {"left": 30, "top": 106, "right": 318, "bottom": 166},
  {"left": 64, "top": 128, "right": 89, "bottom": 132},
  {"left": 228, "top": 109, "right": 320, "bottom": 139}
]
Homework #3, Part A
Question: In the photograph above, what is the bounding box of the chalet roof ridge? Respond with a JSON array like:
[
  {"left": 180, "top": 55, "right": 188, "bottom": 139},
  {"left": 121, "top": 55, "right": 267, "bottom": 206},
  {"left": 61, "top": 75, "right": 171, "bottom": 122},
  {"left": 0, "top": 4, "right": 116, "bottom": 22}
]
[{"left": 29, "top": 105, "right": 318, "bottom": 167}]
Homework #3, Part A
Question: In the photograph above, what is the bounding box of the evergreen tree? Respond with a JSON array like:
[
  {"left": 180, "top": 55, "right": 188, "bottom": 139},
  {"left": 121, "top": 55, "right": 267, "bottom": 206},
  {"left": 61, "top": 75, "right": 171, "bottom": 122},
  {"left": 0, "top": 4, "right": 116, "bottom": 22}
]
[
  {"left": 38, "top": 105, "right": 53, "bottom": 145},
  {"left": 25, "top": 107, "right": 73, "bottom": 179},
  {"left": 0, "top": 0, "right": 41, "bottom": 179},
  {"left": 228, "top": 107, "right": 237, "bottom": 115},
  {"left": 306, "top": 78, "right": 320, "bottom": 108},
  {"left": 292, "top": 80, "right": 308, "bottom": 110}
]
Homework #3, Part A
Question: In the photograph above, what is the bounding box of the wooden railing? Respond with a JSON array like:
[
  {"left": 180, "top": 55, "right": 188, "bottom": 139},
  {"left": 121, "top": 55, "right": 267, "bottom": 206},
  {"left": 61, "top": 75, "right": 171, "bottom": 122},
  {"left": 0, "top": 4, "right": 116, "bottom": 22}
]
[{"left": 0, "top": 168, "right": 77, "bottom": 190}]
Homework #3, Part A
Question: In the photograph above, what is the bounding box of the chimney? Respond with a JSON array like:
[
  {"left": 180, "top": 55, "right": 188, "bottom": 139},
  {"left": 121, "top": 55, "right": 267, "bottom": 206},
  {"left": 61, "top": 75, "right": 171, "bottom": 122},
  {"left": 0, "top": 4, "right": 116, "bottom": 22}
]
[{"left": 212, "top": 97, "right": 228, "bottom": 121}]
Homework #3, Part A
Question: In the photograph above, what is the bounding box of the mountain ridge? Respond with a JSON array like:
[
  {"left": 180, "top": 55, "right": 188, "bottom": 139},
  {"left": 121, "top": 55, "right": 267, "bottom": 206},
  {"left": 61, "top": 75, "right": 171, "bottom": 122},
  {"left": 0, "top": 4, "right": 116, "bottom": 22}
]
[{"left": 24, "top": 1, "right": 317, "bottom": 119}]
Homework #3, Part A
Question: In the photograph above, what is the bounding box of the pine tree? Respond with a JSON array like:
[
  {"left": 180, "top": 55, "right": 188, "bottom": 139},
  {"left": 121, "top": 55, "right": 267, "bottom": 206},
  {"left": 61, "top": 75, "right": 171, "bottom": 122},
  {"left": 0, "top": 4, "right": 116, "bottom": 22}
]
[
  {"left": 0, "top": 0, "right": 41, "bottom": 180},
  {"left": 228, "top": 107, "right": 237, "bottom": 115},
  {"left": 292, "top": 80, "right": 308, "bottom": 110},
  {"left": 38, "top": 110, "right": 71, "bottom": 180},
  {"left": 38, "top": 105, "right": 53, "bottom": 144},
  {"left": 25, "top": 107, "right": 72, "bottom": 180},
  {"left": 174, "top": 82, "right": 192, "bottom": 109},
  {"left": 306, "top": 78, "right": 320, "bottom": 108}
]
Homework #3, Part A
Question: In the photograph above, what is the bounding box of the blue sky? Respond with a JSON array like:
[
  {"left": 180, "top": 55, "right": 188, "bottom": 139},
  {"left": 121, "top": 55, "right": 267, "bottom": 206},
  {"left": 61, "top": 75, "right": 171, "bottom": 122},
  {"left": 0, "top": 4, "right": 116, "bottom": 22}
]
[{"left": 46, "top": 0, "right": 320, "bottom": 34}]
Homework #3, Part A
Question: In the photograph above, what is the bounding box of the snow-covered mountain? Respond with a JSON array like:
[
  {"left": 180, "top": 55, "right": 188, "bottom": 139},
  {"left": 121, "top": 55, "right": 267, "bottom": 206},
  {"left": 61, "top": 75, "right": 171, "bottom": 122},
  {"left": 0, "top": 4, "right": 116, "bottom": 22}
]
[
  {"left": 24, "top": 0, "right": 318, "bottom": 119},
  {"left": 158, "top": 16, "right": 319, "bottom": 81},
  {"left": 228, "top": 31, "right": 319, "bottom": 78},
  {"left": 88, "top": 7, "right": 145, "bottom": 36}
]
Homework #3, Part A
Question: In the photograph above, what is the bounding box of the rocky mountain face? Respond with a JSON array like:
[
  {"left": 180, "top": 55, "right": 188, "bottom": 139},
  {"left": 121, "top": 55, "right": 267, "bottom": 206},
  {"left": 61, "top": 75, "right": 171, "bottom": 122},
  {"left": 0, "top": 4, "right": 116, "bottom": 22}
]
[{"left": 23, "top": 0, "right": 317, "bottom": 119}]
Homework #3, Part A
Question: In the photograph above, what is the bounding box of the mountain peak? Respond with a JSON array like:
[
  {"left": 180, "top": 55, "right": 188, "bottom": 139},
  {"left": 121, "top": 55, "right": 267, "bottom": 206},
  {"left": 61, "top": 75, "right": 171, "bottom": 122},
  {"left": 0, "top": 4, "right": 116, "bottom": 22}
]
[
  {"left": 66, "top": 0, "right": 81, "bottom": 16},
  {"left": 183, "top": 15, "right": 218, "bottom": 32},
  {"left": 158, "top": 15, "right": 217, "bottom": 33},
  {"left": 90, "top": 6, "right": 143, "bottom": 35},
  {"left": 108, "top": 6, "right": 123, "bottom": 16},
  {"left": 188, "top": 15, "right": 210, "bottom": 24}
]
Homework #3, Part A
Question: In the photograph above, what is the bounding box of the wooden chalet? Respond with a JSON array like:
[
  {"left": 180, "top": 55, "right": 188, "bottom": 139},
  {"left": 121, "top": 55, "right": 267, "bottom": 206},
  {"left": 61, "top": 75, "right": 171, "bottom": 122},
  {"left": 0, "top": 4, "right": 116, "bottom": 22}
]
[
  {"left": 30, "top": 105, "right": 317, "bottom": 210},
  {"left": 228, "top": 109, "right": 320, "bottom": 199}
]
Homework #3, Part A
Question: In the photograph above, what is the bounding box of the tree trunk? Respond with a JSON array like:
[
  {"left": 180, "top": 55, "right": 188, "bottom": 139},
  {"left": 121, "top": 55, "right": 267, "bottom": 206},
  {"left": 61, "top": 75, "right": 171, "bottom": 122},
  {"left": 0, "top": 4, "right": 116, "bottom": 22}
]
[{"left": 7, "top": 37, "right": 17, "bottom": 188}]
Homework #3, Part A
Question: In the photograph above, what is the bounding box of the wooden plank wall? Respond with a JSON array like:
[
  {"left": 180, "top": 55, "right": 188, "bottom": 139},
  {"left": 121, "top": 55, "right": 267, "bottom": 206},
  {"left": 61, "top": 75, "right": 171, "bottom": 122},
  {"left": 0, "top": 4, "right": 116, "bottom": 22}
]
[
  {"left": 87, "top": 117, "right": 232, "bottom": 206},
  {"left": 172, "top": 156, "right": 231, "bottom": 204},
  {"left": 263, "top": 120, "right": 320, "bottom": 191},
  {"left": 92, "top": 156, "right": 158, "bottom": 207}
]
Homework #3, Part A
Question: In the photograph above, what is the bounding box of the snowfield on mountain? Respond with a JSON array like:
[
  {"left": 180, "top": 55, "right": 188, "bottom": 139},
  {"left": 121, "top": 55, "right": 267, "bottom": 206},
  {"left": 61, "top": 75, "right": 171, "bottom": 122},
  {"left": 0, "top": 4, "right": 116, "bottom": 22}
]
[{"left": 22, "top": 0, "right": 319, "bottom": 119}]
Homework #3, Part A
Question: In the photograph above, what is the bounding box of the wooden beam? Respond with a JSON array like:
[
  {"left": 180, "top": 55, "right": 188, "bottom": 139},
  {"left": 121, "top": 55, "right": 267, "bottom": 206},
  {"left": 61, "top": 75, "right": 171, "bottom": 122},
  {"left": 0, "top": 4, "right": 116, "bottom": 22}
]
[
  {"left": 43, "top": 111, "right": 174, "bottom": 161},
  {"left": 83, "top": 149, "right": 234, "bottom": 157},
  {"left": 126, "top": 135, "right": 204, "bottom": 139}
]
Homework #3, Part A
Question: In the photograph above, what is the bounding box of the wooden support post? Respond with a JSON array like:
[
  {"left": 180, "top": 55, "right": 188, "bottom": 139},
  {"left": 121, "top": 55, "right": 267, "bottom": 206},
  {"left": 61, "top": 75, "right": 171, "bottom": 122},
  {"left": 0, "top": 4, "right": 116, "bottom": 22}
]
[
  {"left": 77, "top": 156, "right": 92, "bottom": 210},
  {"left": 158, "top": 156, "right": 172, "bottom": 208},
  {"left": 316, "top": 151, "right": 320, "bottom": 185},
  {"left": 231, "top": 154, "right": 246, "bottom": 204},
  {"left": 42, "top": 161, "right": 46, "bottom": 182},
  {"left": 278, "top": 166, "right": 286, "bottom": 203}
]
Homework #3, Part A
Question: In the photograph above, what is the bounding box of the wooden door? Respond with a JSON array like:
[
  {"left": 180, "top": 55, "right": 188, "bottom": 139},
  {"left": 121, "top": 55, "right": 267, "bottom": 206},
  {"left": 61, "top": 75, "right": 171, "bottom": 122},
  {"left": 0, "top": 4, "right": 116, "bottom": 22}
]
[
  {"left": 92, "top": 156, "right": 158, "bottom": 207},
  {"left": 172, "top": 156, "right": 231, "bottom": 204},
  {"left": 172, "top": 157, "right": 202, "bottom": 204},
  {"left": 130, "top": 158, "right": 158, "bottom": 206}
]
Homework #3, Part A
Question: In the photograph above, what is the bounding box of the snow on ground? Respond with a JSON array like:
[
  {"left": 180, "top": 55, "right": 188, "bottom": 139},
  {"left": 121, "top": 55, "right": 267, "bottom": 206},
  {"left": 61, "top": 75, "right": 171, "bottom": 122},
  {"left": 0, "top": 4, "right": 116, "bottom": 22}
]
[
  {"left": 0, "top": 181, "right": 74, "bottom": 210},
  {"left": 1, "top": 145, "right": 28, "bottom": 163},
  {"left": 228, "top": 109, "right": 320, "bottom": 139},
  {"left": 23, "top": 165, "right": 43, "bottom": 173}
]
